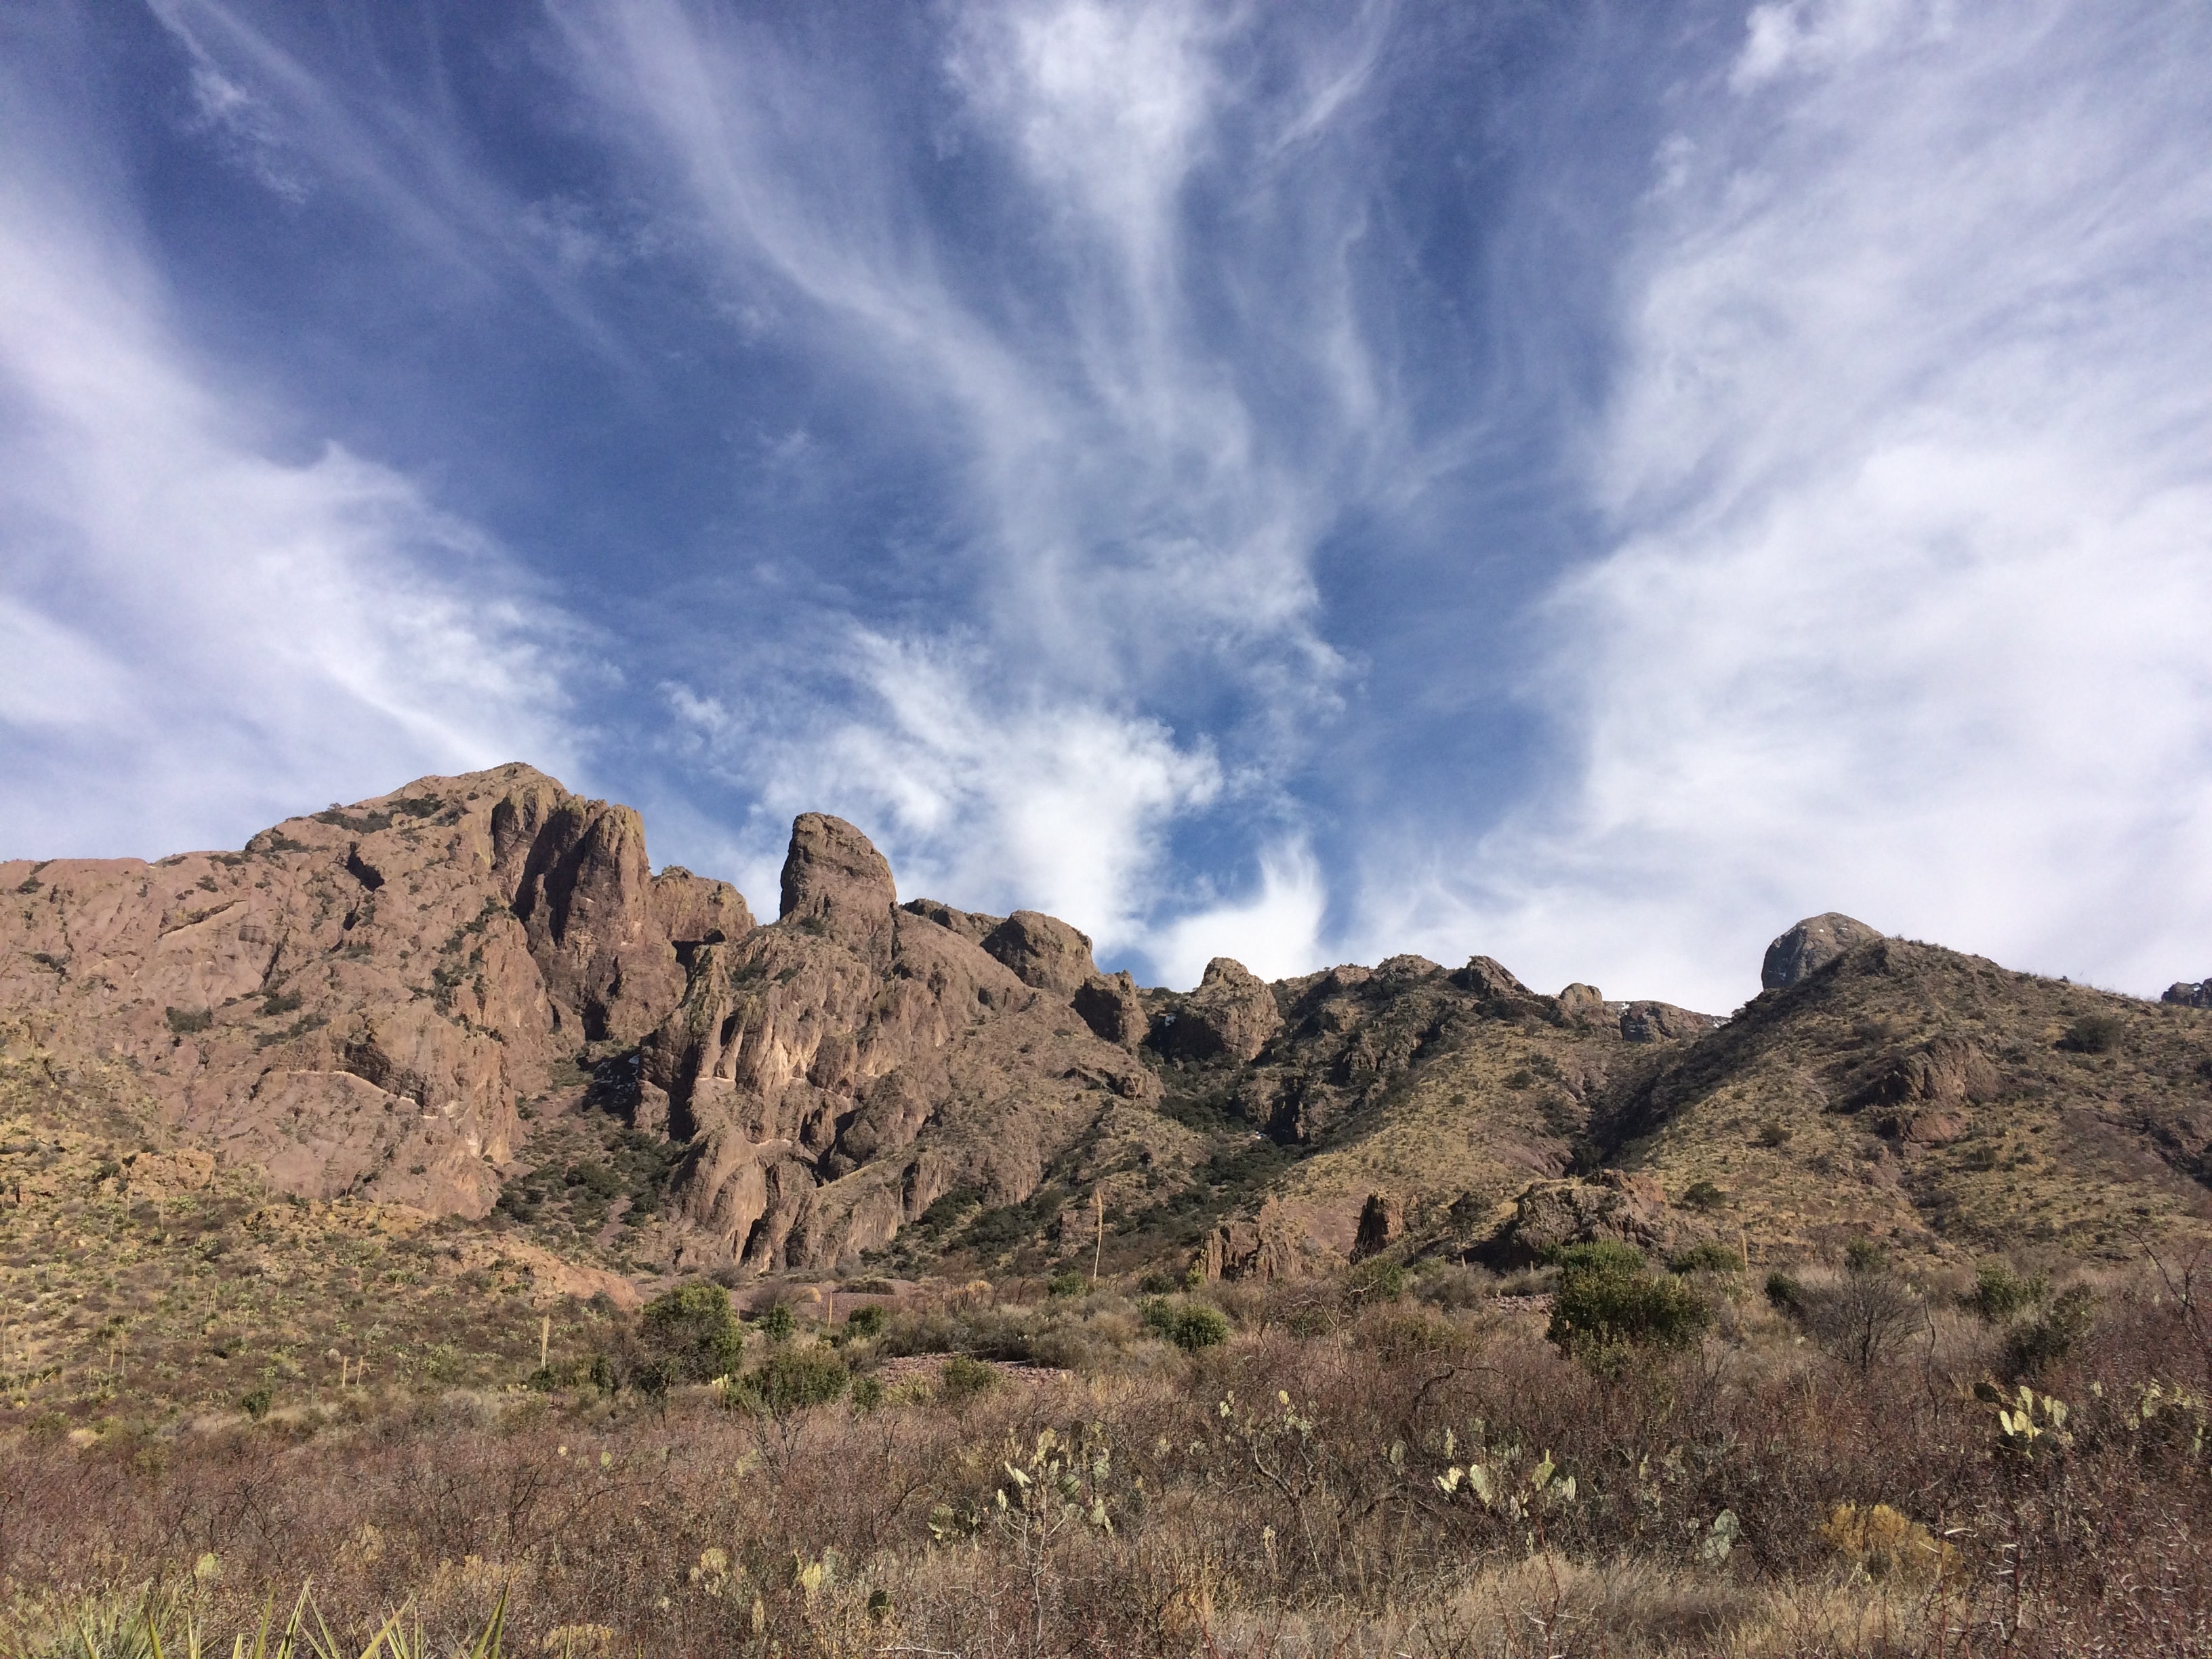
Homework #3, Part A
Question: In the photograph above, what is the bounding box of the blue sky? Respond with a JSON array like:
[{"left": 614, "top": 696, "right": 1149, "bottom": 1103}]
[{"left": 4, "top": 0, "right": 2211, "bottom": 1008}]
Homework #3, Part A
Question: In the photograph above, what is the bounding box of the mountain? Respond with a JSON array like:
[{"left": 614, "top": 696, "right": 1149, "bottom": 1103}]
[{"left": 5, "top": 764, "right": 2211, "bottom": 1326}]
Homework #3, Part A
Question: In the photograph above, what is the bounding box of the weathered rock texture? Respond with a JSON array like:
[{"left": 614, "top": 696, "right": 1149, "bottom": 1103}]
[
  {"left": 1497, "top": 1170, "right": 1689, "bottom": 1263},
  {"left": 1762, "top": 913, "right": 1884, "bottom": 991},
  {"left": 0, "top": 765, "right": 743, "bottom": 1216},
  {"left": 638, "top": 820, "right": 1158, "bottom": 1272}
]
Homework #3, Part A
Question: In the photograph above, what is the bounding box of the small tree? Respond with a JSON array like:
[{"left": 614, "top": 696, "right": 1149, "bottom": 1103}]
[
  {"left": 1547, "top": 1251, "right": 1708, "bottom": 1374},
  {"left": 1794, "top": 1246, "right": 1922, "bottom": 1374},
  {"left": 640, "top": 1281, "right": 745, "bottom": 1381}
]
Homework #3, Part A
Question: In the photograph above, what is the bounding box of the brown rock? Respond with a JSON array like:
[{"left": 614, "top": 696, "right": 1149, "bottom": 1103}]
[
  {"left": 507, "top": 795, "right": 689, "bottom": 1044},
  {"left": 982, "top": 910, "right": 1099, "bottom": 996},
  {"left": 2164, "top": 980, "right": 2212, "bottom": 1009},
  {"left": 901, "top": 899, "right": 1003, "bottom": 947},
  {"left": 1351, "top": 1191, "right": 1402, "bottom": 1261},
  {"left": 1161, "top": 958, "right": 1283, "bottom": 1063},
  {"left": 1762, "top": 913, "right": 1884, "bottom": 990},
  {"left": 638, "top": 816, "right": 1170, "bottom": 1271},
  {"left": 1556, "top": 983, "right": 1607, "bottom": 1023},
  {"left": 1204, "top": 1197, "right": 1302, "bottom": 1281},
  {"left": 1855, "top": 1033, "right": 2001, "bottom": 1111},
  {"left": 1618, "top": 1001, "right": 1720, "bottom": 1043},
  {"left": 0, "top": 764, "right": 737, "bottom": 1220},
  {"left": 1453, "top": 956, "right": 1538, "bottom": 1005},
  {"left": 1073, "top": 970, "right": 1147, "bottom": 1048},
  {"left": 1497, "top": 1169, "right": 1681, "bottom": 1261},
  {"left": 779, "top": 813, "right": 897, "bottom": 949},
  {"left": 652, "top": 868, "right": 755, "bottom": 959}
]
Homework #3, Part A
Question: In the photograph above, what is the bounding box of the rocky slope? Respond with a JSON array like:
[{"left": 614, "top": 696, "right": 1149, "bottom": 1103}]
[
  {"left": 5, "top": 765, "right": 2211, "bottom": 1309},
  {"left": 0, "top": 764, "right": 743, "bottom": 1216}
]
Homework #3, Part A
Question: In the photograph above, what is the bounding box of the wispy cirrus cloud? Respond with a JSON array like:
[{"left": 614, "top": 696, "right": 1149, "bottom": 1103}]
[
  {"left": 1376, "top": 0, "right": 2212, "bottom": 1008},
  {"left": 558, "top": 0, "right": 1391, "bottom": 971},
  {"left": 0, "top": 52, "right": 581, "bottom": 859}
]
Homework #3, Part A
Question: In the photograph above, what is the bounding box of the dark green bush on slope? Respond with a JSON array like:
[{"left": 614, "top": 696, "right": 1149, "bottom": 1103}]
[
  {"left": 640, "top": 1282, "right": 745, "bottom": 1382},
  {"left": 1547, "top": 1248, "right": 1708, "bottom": 1372}
]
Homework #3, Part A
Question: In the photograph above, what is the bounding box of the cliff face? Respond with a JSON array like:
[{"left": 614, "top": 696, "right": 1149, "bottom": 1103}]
[
  {"left": 0, "top": 764, "right": 744, "bottom": 1217},
  {"left": 638, "top": 813, "right": 1158, "bottom": 1273},
  {"left": 12, "top": 771, "right": 2207, "bottom": 1291}
]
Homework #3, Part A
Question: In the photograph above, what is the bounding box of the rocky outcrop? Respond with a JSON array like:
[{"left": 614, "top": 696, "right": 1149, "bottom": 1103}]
[
  {"left": 981, "top": 910, "right": 1098, "bottom": 996},
  {"left": 1453, "top": 956, "right": 1545, "bottom": 1012},
  {"left": 0, "top": 764, "right": 727, "bottom": 1218},
  {"left": 900, "top": 899, "right": 1000, "bottom": 947},
  {"left": 1159, "top": 958, "right": 1284, "bottom": 1063},
  {"left": 1762, "top": 913, "right": 1883, "bottom": 990},
  {"left": 2165, "top": 980, "right": 2212, "bottom": 1010},
  {"left": 1073, "top": 970, "right": 1147, "bottom": 1048},
  {"left": 1617, "top": 1001, "right": 1721, "bottom": 1044},
  {"left": 1556, "top": 983, "right": 1607, "bottom": 1023},
  {"left": 779, "top": 813, "right": 898, "bottom": 948},
  {"left": 1203, "top": 1197, "right": 1303, "bottom": 1281},
  {"left": 1351, "top": 1191, "right": 1402, "bottom": 1260},
  {"left": 1494, "top": 1170, "right": 1687, "bottom": 1263},
  {"left": 638, "top": 818, "right": 1161, "bottom": 1273},
  {"left": 1850, "top": 1033, "right": 1999, "bottom": 1147}
]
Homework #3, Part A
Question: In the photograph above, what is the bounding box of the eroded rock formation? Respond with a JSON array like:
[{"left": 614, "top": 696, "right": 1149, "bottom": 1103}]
[
  {"left": 0, "top": 765, "right": 740, "bottom": 1216},
  {"left": 639, "top": 818, "right": 1158, "bottom": 1272},
  {"left": 1762, "top": 913, "right": 1884, "bottom": 991}
]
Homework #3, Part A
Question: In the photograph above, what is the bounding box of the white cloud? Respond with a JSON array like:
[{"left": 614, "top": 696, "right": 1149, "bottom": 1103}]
[
  {"left": 0, "top": 115, "right": 579, "bottom": 859},
  {"left": 559, "top": 0, "right": 1378, "bottom": 966},
  {"left": 1441, "top": 0, "right": 2212, "bottom": 1008},
  {"left": 666, "top": 635, "right": 1222, "bottom": 960},
  {"left": 1146, "top": 840, "right": 1327, "bottom": 988}
]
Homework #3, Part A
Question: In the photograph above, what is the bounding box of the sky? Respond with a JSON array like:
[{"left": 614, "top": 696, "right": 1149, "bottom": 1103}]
[{"left": 3, "top": 0, "right": 2210, "bottom": 1010}]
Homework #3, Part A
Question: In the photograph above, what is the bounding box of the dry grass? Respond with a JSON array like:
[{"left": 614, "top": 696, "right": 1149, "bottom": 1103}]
[{"left": 5, "top": 1256, "right": 2210, "bottom": 1658}]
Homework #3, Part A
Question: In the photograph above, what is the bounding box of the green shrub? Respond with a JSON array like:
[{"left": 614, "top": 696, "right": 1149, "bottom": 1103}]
[
  {"left": 756, "top": 1303, "right": 796, "bottom": 1344},
  {"left": 2061, "top": 1012, "right": 2126, "bottom": 1054},
  {"left": 239, "top": 1386, "right": 273, "bottom": 1420},
  {"left": 1757, "top": 1118, "right": 1793, "bottom": 1147},
  {"left": 941, "top": 1355, "right": 999, "bottom": 1402},
  {"left": 1967, "top": 1263, "right": 2047, "bottom": 1323},
  {"left": 1343, "top": 1258, "right": 1406, "bottom": 1305},
  {"left": 1681, "top": 1180, "right": 1727, "bottom": 1212},
  {"left": 640, "top": 1281, "right": 745, "bottom": 1380},
  {"left": 1140, "top": 1296, "right": 1231, "bottom": 1351},
  {"left": 1168, "top": 1302, "right": 1230, "bottom": 1351},
  {"left": 1547, "top": 1265, "right": 1709, "bottom": 1369},
  {"left": 1844, "top": 1238, "right": 1889, "bottom": 1276},
  {"left": 1048, "top": 1270, "right": 1088, "bottom": 1299},
  {"left": 2006, "top": 1285, "right": 2095, "bottom": 1377},
  {"left": 1765, "top": 1271, "right": 1805, "bottom": 1313},
  {"left": 165, "top": 1006, "right": 213, "bottom": 1036},
  {"left": 749, "top": 1345, "right": 848, "bottom": 1412},
  {"left": 1547, "top": 1240, "right": 1645, "bottom": 1277},
  {"left": 1668, "top": 1242, "right": 1744, "bottom": 1275},
  {"left": 844, "top": 1305, "right": 887, "bottom": 1338}
]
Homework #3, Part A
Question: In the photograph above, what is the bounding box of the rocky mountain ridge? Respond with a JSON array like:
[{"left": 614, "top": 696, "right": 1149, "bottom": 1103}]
[{"left": 5, "top": 764, "right": 2211, "bottom": 1298}]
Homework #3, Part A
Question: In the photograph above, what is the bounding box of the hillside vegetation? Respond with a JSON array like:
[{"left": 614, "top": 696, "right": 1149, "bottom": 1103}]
[{"left": 5, "top": 769, "right": 2212, "bottom": 1654}]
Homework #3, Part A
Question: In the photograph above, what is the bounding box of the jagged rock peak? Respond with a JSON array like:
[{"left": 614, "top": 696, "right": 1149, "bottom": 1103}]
[
  {"left": 2165, "top": 979, "right": 2212, "bottom": 1010},
  {"left": 779, "top": 813, "right": 897, "bottom": 942},
  {"left": 1762, "top": 912, "right": 1883, "bottom": 990},
  {"left": 1162, "top": 957, "right": 1283, "bottom": 1063}
]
